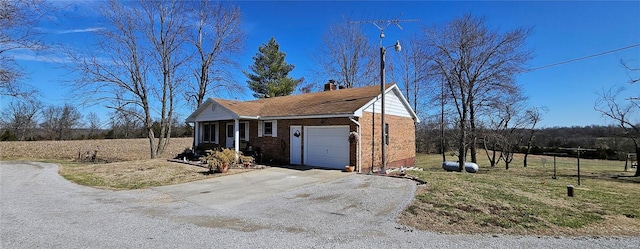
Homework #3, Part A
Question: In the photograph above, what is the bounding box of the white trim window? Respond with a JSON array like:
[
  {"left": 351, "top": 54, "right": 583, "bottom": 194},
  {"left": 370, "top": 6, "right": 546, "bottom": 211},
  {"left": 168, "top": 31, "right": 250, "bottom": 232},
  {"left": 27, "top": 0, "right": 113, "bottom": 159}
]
[
  {"left": 227, "top": 122, "right": 249, "bottom": 141},
  {"left": 201, "top": 122, "right": 219, "bottom": 143},
  {"left": 258, "top": 120, "right": 277, "bottom": 137}
]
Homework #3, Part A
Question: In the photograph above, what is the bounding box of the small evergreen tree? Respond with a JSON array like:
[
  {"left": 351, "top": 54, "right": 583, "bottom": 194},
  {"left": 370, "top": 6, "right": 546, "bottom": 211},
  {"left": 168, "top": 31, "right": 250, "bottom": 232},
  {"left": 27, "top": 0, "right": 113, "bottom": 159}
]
[{"left": 244, "top": 37, "right": 303, "bottom": 98}]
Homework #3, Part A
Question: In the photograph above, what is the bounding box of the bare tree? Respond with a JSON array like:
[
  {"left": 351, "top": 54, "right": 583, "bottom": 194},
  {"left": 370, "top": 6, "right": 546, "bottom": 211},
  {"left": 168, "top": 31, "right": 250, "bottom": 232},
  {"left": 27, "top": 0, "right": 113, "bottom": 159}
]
[
  {"left": 481, "top": 94, "right": 522, "bottom": 168},
  {"left": 479, "top": 95, "right": 531, "bottom": 169},
  {"left": 479, "top": 93, "right": 540, "bottom": 170},
  {"left": 69, "top": 0, "right": 188, "bottom": 158},
  {"left": 481, "top": 116, "right": 504, "bottom": 168},
  {"left": 0, "top": 0, "right": 48, "bottom": 98},
  {"left": 85, "top": 112, "right": 102, "bottom": 139},
  {"left": 621, "top": 59, "right": 639, "bottom": 84},
  {"left": 595, "top": 86, "right": 640, "bottom": 177},
  {"left": 188, "top": 0, "right": 245, "bottom": 108},
  {"left": 312, "top": 17, "right": 376, "bottom": 88},
  {"left": 39, "top": 104, "right": 82, "bottom": 140},
  {"left": 108, "top": 107, "right": 143, "bottom": 139},
  {"left": 523, "top": 106, "right": 544, "bottom": 167},
  {"left": 0, "top": 99, "right": 40, "bottom": 140},
  {"left": 595, "top": 61, "right": 640, "bottom": 176},
  {"left": 421, "top": 14, "right": 532, "bottom": 171},
  {"left": 396, "top": 36, "right": 432, "bottom": 115}
]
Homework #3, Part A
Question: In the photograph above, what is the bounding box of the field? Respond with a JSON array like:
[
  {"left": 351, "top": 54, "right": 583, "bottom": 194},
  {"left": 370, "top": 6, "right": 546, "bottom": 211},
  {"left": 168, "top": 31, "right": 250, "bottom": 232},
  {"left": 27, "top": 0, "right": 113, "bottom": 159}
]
[
  {"left": 0, "top": 137, "right": 193, "bottom": 161},
  {"left": 0, "top": 138, "right": 253, "bottom": 189},
  {"left": 400, "top": 153, "right": 640, "bottom": 236},
  {"left": 2, "top": 139, "right": 639, "bottom": 235}
]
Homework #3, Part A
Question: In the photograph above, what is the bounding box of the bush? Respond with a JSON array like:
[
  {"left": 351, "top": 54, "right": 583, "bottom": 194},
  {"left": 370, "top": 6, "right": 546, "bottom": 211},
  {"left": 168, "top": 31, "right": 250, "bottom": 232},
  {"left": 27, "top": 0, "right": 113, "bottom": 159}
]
[{"left": 200, "top": 148, "right": 237, "bottom": 173}]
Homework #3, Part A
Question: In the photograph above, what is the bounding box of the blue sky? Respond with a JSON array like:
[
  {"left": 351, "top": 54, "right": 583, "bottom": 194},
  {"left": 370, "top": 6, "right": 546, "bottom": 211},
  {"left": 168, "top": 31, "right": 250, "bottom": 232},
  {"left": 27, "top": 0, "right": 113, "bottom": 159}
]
[{"left": 3, "top": 0, "right": 639, "bottom": 128}]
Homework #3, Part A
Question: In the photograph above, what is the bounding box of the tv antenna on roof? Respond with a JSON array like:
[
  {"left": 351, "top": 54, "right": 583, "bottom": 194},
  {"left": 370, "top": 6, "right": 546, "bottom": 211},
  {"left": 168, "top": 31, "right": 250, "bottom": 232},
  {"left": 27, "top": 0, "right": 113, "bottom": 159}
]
[{"left": 350, "top": 18, "right": 419, "bottom": 46}]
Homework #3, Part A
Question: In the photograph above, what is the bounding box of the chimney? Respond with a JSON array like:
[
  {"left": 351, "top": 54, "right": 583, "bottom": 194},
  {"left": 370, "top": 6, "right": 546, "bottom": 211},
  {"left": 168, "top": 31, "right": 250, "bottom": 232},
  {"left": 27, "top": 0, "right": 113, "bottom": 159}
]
[{"left": 324, "top": 79, "right": 337, "bottom": 91}]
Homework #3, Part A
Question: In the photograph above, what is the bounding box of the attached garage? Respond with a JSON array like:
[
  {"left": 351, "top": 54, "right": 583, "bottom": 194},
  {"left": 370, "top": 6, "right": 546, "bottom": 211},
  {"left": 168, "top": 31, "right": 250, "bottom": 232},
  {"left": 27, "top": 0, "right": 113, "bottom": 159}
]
[
  {"left": 304, "top": 126, "right": 350, "bottom": 169},
  {"left": 187, "top": 83, "right": 420, "bottom": 173}
]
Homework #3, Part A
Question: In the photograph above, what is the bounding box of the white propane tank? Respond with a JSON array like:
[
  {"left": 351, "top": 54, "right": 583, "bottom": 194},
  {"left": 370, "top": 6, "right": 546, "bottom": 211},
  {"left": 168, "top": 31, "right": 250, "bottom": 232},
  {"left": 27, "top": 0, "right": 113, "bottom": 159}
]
[
  {"left": 464, "top": 162, "right": 479, "bottom": 173},
  {"left": 442, "top": 161, "right": 479, "bottom": 173},
  {"left": 442, "top": 161, "right": 459, "bottom": 171}
]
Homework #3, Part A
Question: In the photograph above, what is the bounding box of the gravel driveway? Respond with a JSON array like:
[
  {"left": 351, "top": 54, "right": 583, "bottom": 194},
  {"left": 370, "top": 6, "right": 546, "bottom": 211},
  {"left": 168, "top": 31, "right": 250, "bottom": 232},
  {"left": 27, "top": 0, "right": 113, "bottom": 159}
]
[{"left": 1, "top": 161, "right": 638, "bottom": 248}]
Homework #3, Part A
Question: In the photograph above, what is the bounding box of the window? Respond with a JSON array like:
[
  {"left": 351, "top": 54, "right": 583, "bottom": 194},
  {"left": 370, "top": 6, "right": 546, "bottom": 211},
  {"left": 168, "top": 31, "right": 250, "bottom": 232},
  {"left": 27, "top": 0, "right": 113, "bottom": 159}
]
[
  {"left": 239, "top": 123, "right": 246, "bottom": 140},
  {"left": 384, "top": 123, "right": 389, "bottom": 145},
  {"left": 264, "top": 121, "right": 273, "bottom": 135},
  {"left": 204, "top": 124, "right": 211, "bottom": 141},
  {"left": 201, "top": 122, "right": 217, "bottom": 143},
  {"left": 227, "top": 122, "right": 248, "bottom": 141},
  {"left": 259, "top": 120, "right": 277, "bottom": 137}
]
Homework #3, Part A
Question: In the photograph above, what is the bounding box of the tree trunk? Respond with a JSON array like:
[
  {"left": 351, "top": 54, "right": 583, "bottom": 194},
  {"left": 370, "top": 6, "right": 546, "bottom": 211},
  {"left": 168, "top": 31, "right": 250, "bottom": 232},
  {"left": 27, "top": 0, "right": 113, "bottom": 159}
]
[
  {"left": 457, "top": 145, "right": 465, "bottom": 172},
  {"left": 469, "top": 99, "right": 478, "bottom": 163},
  {"left": 470, "top": 136, "right": 477, "bottom": 163},
  {"left": 458, "top": 115, "right": 467, "bottom": 172},
  {"left": 482, "top": 138, "right": 497, "bottom": 167},
  {"left": 147, "top": 129, "right": 157, "bottom": 159},
  {"left": 523, "top": 126, "right": 536, "bottom": 167},
  {"left": 457, "top": 114, "right": 466, "bottom": 172}
]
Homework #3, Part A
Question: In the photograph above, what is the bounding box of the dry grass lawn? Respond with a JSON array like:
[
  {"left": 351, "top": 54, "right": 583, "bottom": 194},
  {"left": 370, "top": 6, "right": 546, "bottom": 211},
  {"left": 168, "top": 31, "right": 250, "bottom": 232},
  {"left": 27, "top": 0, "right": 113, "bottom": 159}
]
[
  {"left": 2, "top": 138, "right": 255, "bottom": 189},
  {"left": 59, "top": 159, "right": 253, "bottom": 190},
  {"left": 399, "top": 152, "right": 640, "bottom": 236}
]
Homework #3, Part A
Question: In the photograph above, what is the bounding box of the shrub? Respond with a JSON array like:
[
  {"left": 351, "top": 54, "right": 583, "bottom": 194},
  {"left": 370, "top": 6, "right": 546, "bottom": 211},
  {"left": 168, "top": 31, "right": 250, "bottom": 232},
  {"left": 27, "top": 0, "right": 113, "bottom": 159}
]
[{"left": 200, "top": 148, "right": 237, "bottom": 173}]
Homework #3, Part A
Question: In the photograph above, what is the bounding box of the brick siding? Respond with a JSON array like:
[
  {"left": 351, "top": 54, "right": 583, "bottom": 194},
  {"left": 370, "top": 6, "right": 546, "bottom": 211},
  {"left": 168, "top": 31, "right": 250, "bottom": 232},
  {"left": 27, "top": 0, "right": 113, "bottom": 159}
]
[
  {"left": 358, "top": 112, "right": 416, "bottom": 173},
  {"left": 198, "top": 113, "right": 415, "bottom": 171}
]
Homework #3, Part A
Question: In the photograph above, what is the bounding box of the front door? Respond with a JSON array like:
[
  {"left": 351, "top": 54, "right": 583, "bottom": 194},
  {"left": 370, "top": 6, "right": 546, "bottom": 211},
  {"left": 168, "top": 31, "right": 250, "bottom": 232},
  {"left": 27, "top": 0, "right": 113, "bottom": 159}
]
[
  {"left": 226, "top": 123, "right": 235, "bottom": 148},
  {"left": 226, "top": 122, "right": 247, "bottom": 148},
  {"left": 290, "top": 126, "right": 302, "bottom": 165}
]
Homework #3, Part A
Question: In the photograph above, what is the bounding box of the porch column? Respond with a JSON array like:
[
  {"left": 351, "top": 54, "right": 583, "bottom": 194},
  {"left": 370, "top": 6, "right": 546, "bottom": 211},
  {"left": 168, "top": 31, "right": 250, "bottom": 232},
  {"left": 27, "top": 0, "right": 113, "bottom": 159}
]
[
  {"left": 193, "top": 121, "right": 198, "bottom": 148},
  {"left": 234, "top": 118, "right": 240, "bottom": 161}
]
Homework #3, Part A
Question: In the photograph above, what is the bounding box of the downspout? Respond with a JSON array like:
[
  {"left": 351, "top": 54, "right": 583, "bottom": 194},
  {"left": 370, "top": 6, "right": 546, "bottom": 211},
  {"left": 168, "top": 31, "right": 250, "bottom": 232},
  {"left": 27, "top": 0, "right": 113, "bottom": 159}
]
[{"left": 349, "top": 116, "right": 362, "bottom": 173}]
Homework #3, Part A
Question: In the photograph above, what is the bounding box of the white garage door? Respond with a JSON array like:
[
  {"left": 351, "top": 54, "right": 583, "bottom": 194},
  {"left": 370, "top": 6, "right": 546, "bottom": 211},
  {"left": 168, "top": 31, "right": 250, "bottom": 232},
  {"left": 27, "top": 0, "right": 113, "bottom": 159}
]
[{"left": 304, "top": 126, "right": 350, "bottom": 169}]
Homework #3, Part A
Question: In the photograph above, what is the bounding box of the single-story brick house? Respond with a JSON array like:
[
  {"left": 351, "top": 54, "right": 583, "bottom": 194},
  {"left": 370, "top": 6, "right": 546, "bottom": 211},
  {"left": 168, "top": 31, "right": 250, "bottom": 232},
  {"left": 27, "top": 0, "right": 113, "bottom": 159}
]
[{"left": 185, "top": 82, "right": 420, "bottom": 173}]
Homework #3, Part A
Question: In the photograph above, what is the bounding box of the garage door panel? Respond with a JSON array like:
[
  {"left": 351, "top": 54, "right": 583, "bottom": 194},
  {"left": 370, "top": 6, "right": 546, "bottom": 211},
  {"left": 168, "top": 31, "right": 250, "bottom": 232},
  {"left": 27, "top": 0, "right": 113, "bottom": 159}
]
[{"left": 304, "top": 126, "right": 349, "bottom": 169}]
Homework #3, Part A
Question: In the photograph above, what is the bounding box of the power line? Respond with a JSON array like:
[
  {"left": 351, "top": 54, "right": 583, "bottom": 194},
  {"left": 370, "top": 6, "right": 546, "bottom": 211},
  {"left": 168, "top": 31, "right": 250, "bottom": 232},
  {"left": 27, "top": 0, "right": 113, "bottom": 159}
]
[{"left": 525, "top": 43, "right": 640, "bottom": 73}]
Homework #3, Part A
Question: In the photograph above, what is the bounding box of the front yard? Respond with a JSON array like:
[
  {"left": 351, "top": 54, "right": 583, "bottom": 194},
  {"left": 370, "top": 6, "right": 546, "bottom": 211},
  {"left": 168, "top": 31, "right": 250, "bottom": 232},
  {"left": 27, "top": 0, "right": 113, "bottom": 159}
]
[{"left": 400, "top": 152, "right": 640, "bottom": 236}]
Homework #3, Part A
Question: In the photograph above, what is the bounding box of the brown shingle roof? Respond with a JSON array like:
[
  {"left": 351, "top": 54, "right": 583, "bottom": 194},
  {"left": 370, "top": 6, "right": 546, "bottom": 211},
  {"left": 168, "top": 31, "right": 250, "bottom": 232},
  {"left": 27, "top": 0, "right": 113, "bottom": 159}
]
[{"left": 213, "top": 84, "right": 391, "bottom": 118}]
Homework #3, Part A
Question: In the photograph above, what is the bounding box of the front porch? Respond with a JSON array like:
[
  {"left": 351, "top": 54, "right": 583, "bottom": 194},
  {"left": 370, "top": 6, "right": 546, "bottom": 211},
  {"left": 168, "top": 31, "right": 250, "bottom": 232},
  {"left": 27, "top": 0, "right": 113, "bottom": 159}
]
[{"left": 193, "top": 118, "right": 264, "bottom": 161}]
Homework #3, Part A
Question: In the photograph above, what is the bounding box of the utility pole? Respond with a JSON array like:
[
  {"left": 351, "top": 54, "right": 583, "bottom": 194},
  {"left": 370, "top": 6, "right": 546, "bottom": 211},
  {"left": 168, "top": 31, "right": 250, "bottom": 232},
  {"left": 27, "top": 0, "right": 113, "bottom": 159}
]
[
  {"left": 352, "top": 18, "right": 418, "bottom": 174},
  {"left": 441, "top": 77, "right": 446, "bottom": 163}
]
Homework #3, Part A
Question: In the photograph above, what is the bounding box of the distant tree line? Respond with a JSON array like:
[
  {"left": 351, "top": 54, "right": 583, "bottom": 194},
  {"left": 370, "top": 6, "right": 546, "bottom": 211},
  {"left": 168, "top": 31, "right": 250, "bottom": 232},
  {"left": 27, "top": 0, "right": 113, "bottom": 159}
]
[
  {"left": 0, "top": 100, "right": 192, "bottom": 141},
  {"left": 416, "top": 122, "right": 636, "bottom": 161}
]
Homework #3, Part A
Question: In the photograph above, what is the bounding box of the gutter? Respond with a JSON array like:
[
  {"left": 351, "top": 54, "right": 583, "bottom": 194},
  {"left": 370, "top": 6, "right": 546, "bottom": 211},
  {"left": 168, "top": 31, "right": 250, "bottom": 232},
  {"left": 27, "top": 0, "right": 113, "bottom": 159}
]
[
  {"left": 238, "top": 115, "right": 260, "bottom": 120},
  {"left": 349, "top": 116, "right": 362, "bottom": 173},
  {"left": 265, "top": 113, "right": 356, "bottom": 120}
]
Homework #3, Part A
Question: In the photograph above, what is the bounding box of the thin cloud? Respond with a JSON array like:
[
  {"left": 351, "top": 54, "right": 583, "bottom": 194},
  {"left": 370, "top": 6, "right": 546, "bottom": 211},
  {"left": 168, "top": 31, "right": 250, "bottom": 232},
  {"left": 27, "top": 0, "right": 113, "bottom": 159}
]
[
  {"left": 57, "top": 27, "right": 105, "bottom": 34},
  {"left": 11, "top": 53, "right": 68, "bottom": 64}
]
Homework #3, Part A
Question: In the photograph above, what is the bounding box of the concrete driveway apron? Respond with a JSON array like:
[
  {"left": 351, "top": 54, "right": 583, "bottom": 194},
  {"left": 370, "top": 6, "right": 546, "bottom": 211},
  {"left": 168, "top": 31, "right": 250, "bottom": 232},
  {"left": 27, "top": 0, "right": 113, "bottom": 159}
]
[{"left": 152, "top": 167, "right": 347, "bottom": 210}]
